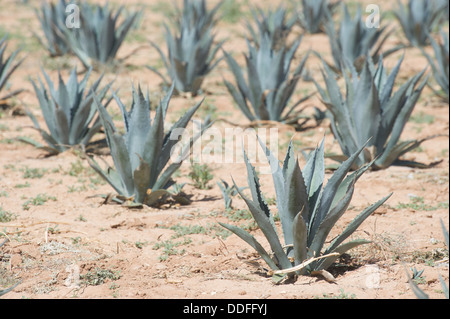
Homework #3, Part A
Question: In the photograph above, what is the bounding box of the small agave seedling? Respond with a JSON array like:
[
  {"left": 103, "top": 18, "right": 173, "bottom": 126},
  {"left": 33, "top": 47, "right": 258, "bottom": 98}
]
[
  {"left": 297, "top": 0, "right": 340, "bottom": 34},
  {"left": 88, "top": 84, "right": 212, "bottom": 206},
  {"left": 220, "top": 138, "right": 392, "bottom": 282},
  {"left": 422, "top": 31, "right": 449, "bottom": 102},
  {"left": 324, "top": 3, "right": 400, "bottom": 73},
  {"left": 34, "top": 0, "right": 72, "bottom": 57},
  {"left": 23, "top": 67, "right": 111, "bottom": 155},
  {"left": 394, "top": 0, "right": 447, "bottom": 47},
  {"left": 148, "top": 0, "right": 223, "bottom": 96},
  {"left": 223, "top": 34, "right": 312, "bottom": 129},
  {"left": 0, "top": 36, "right": 25, "bottom": 102},
  {"left": 314, "top": 55, "right": 439, "bottom": 170},
  {"left": 61, "top": 2, "right": 139, "bottom": 68},
  {"left": 217, "top": 178, "right": 246, "bottom": 210},
  {"left": 246, "top": 5, "right": 297, "bottom": 50}
]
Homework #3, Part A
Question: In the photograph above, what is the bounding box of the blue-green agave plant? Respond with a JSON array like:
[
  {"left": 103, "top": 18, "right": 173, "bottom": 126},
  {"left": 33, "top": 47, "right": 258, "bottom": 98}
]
[
  {"left": 23, "top": 67, "right": 112, "bottom": 154},
  {"left": 314, "top": 55, "right": 441, "bottom": 170},
  {"left": 0, "top": 36, "right": 25, "bottom": 102},
  {"left": 422, "top": 31, "right": 449, "bottom": 102},
  {"left": 148, "top": 0, "right": 223, "bottom": 95},
  {"left": 220, "top": 137, "right": 392, "bottom": 282},
  {"left": 34, "top": 0, "right": 72, "bottom": 57},
  {"left": 61, "top": 1, "right": 139, "bottom": 68},
  {"left": 297, "top": 0, "right": 340, "bottom": 34},
  {"left": 88, "top": 84, "right": 212, "bottom": 206},
  {"left": 394, "top": 0, "right": 447, "bottom": 47},
  {"left": 223, "top": 33, "right": 313, "bottom": 129},
  {"left": 324, "top": 3, "right": 401, "bottom": 73},
  {"left": 246, "top": 5, "right": 297, "bottom": 50}
]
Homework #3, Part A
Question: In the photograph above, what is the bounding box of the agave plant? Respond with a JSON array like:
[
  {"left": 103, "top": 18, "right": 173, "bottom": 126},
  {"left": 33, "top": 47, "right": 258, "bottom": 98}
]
[
  {"left": 439, "top": 0, "right": 450, "bottom": 21},
  {"left": 173, "top": 0, "right": 222, "bottom": 33},
  {"left": 297, "top": 0, "right": 340, "bottom": 34},
  {"left": 394, "top": 0, "right": 447, "bottom": 47},
  {"left": 324, "top": 3, "right": 400, "bottom": 73},
  {"left": 88, "top": 84, "right": 212, "bottom": 206},
  {"left": 314, "top": 55, "right": 439, "bottom": 170},
  {"left": 61, "top": 2, "right": 139, "bottom": 68},
  {"left": 246, "top": 5, "right": 297, "bottom": 50},
  {"left": 34, "top": 0, "right": 72, "bottom": 57},
  {"left": 148, "top": 0, "right": 223, "bottom": 95},
  {"left": 23, "top": 67, "right": 111, "bottom": 154},
  {"left": 217, "top": 178, "right": 246, "bottom": 210},
  {"left": 422, "top": 31, "right": 449, "bottom": 102},
  {"left": 223, "top": 34, "right": 313, "bottom": 128},
  {"left": 220, "top": 138, "right": 392, "bottom": 282},
  {"left": 0, "top": 36, "right": 25, "bottom": 102}
]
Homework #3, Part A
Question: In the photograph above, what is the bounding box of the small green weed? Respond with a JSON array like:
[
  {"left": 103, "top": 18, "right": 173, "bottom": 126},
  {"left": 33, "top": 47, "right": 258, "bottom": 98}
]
[
  {"left": 81, "top": 268, "right": 121, "bottom": 286},
  {"left": 409, "top": 111, "right": 435, "bottom": 124},
  {"left": 22, "top": 193, "right": 57, "bottom": 210},
  {"left": 396, "top": 196, "right": 448, "bottom": 211},
  {"left": 152, "top": 238, "right": 192, "bottom": 261},
  {"left": 168, "top": 223, "right": 231, "bottom": 240},
  {"left": 189, "top": 163, "right": 213, "bottom": 189},
  {"left": 14, "top": 182, "right": 30, "bottom": 188},
  {"left": 316, "top": 288, "right": 356, "bottom": 299},
  {"left": 0, "top": 207, "right": 15, "bottom": 222},
  {"left": 21, "top": 167, "right": 48, "bottom": 179}
]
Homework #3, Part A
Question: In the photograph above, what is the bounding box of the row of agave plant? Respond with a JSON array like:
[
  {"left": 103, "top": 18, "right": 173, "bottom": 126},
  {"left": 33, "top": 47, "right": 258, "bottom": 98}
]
[{"left": 0, "top": 0, "right": 448, "bottom": 286}]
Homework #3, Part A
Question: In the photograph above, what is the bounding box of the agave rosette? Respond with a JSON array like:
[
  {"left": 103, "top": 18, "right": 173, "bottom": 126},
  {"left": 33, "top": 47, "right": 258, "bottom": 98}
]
[
  {"left": 220, "top": 137, "right": 391, "bottom": 282},
  {"left": 88, "top": 84, "right": 212, "bottom": 206},
  {"left": 394, "top": 0, "right": 447, "bottom": 47},
  {"left": 223, "top": 33, "right": 313, "bottom": 128},
  {"left": 0, "top": 36, "right": 25, "bottom": 102},
  {"left": 61, "top": 2, "right": 139, "bottom": 68},
  {"left": 148, "top": 0, "right": 223, "bottom": 95},
  {"left": 23, "top": 67, "right": 111, "bottom": 154},
  {"left": 315, "top": 55, "right": 440, "bottom": 169}
]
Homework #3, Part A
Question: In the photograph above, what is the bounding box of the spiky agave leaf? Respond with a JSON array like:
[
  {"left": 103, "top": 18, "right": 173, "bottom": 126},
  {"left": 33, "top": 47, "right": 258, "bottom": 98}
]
[
  {"left": 0, "top": 280, "right": 20, "bottom": 297},
  {"left": 220, "top": 137, "right": 391, "bottom": 281},
  {"left": 174, "top": 0, "right": 222, "bottom": 34},
  {"left": 148, "top": 0, "right": 223, "bottom": 95},
  {"left": 61, "top": 2, "right": 139, "bottom": 68},
  {"left": 394, "top": 0, "right": 446, "bottom": 47},
  {"left": 422, "top": 31, "right": 449, "bottom": 102},
  {"left": 34, "top": 0, "right": 72, "bottom": 57},
  {"left": 89, "top": 84, "right": 211, "bottom": 205},
  {"left": 23, "top": 66, "right": 111, "bottom": 154},
  {"left": 0, "top": 35, "right": 25, "bottom": 102},
  {"left": 324, "top": 3, "right": 401, "bottom": 73},
  {"left": 223, "top": 33, "right": 313, "bottom": 128},
  {"left": 315, "top": 54, "right": 438, "bottom": 170},
  {"left": 246, "top": 5, "right": 297, "bottom": 50},
  {"left": 297, "top": 0, "right": 340, "bottom": 34}
]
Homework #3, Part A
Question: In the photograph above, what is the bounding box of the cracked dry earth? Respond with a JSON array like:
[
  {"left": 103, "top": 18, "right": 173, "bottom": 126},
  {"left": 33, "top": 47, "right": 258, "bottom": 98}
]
[{"left": 0, "top": 0, "right": 449, "bottom": 299}]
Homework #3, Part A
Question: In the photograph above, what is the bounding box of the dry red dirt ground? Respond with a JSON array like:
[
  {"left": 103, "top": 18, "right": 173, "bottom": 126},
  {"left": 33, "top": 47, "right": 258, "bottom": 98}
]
[{"left": 0, "top": 0, "right": 448, "bottom": 300}]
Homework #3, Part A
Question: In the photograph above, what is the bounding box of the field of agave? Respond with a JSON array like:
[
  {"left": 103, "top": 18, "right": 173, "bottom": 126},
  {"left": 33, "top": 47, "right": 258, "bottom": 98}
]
[{"left": 0, "top": 0, "right": 448, "bottom": 299}]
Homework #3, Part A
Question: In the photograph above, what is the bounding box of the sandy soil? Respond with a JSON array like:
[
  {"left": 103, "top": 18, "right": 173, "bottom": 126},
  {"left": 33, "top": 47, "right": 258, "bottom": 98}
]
[{"left": 0, "top": 0, "right": 448, "bottom": 300}]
